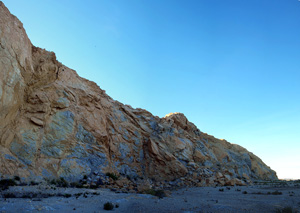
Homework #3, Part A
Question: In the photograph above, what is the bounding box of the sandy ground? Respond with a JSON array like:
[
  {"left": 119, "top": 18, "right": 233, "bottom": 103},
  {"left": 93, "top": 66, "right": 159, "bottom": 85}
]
[{"left": 0, "top": 185, "right": 299, "bottom": 212}]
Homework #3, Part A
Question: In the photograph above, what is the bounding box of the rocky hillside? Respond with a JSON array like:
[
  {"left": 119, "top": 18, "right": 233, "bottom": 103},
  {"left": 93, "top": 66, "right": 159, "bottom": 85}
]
[{"left": 0, "top": 2, "right": 277, "bottom": 188}]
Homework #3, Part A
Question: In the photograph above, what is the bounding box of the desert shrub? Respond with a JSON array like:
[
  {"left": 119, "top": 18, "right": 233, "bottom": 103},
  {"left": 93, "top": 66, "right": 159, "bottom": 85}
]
[
  {"left": 3, "top": 192, "right": 16, "bottom": 198},
  {"left": 21, "top": 194, "right": 31, "bottom": 198},
  {"left": 50, "top": 177, "right": 68, "bottom": 187},
  {"left": 144, "top": 189, "right": 156, "bottom": 196},
  {"left": 83, "top": 192, "right": 89, "bottom": 198},
  {"left": 92, "top": 192, "right": 100, "bottom": 195},
  {"left": 50, "top": 179, "right": 57, "bottom": 185},
  {"left": 14, "top": 176, "right": 20, "bottom": 181},
  {"left": 103, "top": 202, "right": 114, "bottom": 210},
  {"left": 0, "top": 179, "right": 17, "bottom": 190},
  {"left": 106, "top": 173, "right": 119, "bottom": 181},
  {"left": 242, "top": 191, "right": 248, "bottom": 194},
  {"left": 275, "top": 206, "right": 297, "bottom": 213},
  {"left": 155, "top": 190, "right": 167, "bottom": 199},
  {"left": 144, "top": 189, "right": 167, "bottom": 199},
  {"left": 219, "top": 188, "right": 224, "bottom": 192},
  {"left": 70, "top": 182, "right": 84, "bottom": 188},
  {"left": 252, "top": 192, "right": 263, "bottom": 195},
  {"left": 0, "top": 179, "right": 17, "bottom": 186},
  {"left": 58, "top": 177, "right": 68, "bottom": 187},
  {"left": 64, "top": 193, "right": 72, "bottom": 198},
  {"left": 90, "top": 184, "right": 98, "bottom": 189},
  {"left": 30, "top": 181, "right": 38, "bottom": 186},
  {"left": 272, "top": 190, "right": 282, "bottom": 195},
  {"left": 20, "top": 192, "right": 39, "bottom": 198}
]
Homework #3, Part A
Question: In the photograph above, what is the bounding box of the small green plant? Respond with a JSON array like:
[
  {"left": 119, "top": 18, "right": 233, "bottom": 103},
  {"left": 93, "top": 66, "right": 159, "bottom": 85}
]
[
  {"left": 219, "top": 188, "right": 224, "bottom": 192},
  {"left": 103, "top": 202, "right": 114, "bottom": 210},
  {"left": 106, "top": 172, "right": 119, "bottom": 181}
]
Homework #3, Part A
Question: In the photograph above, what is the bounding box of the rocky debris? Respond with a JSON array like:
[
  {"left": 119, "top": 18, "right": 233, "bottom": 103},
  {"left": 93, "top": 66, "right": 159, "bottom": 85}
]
[{"left": 0, "top": 1, "right": 277, "bottom": 191}]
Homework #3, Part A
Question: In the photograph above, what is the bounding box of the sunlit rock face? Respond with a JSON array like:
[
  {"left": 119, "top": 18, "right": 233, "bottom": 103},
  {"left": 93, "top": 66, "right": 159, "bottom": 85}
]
[{"left": 0, "top": 2, "right": 277, "bottom": 186}]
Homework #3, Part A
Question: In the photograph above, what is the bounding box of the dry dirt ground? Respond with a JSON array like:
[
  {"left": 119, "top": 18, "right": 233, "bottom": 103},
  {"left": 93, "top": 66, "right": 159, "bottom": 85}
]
[{"left": 0, "top": 184, "right": 299, "bottom": 212}]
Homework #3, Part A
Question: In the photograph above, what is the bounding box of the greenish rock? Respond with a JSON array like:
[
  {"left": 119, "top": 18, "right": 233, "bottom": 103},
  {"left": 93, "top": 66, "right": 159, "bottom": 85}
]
[
  {"left": 58, "top": 159, "right": 91, "bottom": 181},
  {"left": 119, "top": 142, "right": 130, "bottom": 160},
  {"left": 68, "top": 144, "right": 88, "bottom": 158},
  {"left": 76, "top": 125, "right": 96, "bottom": 145},
  {"left": 54, "top": 97, "right": 70, "bottom": 108},
  {"left": 41, "top": 111, "right": 75, "bottom": 157},
  {"left": 10, "top": 130, "right": 37, "bottom": 165},
  {"left": 42, "top": 168, "right": 55, "bottom": 178}
]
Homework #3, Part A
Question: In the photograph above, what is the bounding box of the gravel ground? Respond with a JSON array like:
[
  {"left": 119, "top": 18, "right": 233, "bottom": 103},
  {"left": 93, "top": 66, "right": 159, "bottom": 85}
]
[{"left": 0, "top": 185, "right": 299, "bottom": 212}]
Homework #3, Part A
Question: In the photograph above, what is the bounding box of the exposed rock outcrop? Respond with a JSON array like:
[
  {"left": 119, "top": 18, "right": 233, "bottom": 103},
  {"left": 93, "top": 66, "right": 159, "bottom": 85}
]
[{"left": 0, "top": 2, "right": 277, "bottom": 188}]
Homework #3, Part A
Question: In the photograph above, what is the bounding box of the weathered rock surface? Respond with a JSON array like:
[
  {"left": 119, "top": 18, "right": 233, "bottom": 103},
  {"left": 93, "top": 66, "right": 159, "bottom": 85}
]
[{"left": 0, "top": 2, "right": 277, "bottom": 187}]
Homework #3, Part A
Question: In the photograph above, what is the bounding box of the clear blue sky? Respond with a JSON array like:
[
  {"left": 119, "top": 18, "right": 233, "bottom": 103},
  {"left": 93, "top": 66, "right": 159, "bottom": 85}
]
[{"left": 3, "top": 0, "right": 300, "bottom": 179}]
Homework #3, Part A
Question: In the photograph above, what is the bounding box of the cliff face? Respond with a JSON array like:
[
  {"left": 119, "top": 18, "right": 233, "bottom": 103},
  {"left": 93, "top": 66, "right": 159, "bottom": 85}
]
[{"left": 0, "top": 2, "right": 277, "bottom": 186}]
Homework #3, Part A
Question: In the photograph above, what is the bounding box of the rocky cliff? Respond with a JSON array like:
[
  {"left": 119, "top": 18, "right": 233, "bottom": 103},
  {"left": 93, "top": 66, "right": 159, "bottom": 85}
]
[{"left": 0, "top": 2, "right": 277, "bottom": 188}]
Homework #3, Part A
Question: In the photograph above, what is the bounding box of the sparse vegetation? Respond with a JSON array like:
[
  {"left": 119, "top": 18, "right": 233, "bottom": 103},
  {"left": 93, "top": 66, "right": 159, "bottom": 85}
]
[
  {"left": 3, "top": 192, "right": 16, "bottom": 198},
  {"left": 242, "top": 191, "right": 248, "bottom": 194},
  {"left": 92, "top": 192, "right": 100, "bottom": 195},
  {"left": 14, "top": 176, "right": 20, "bottom": 181},
  {"left": 252, "top": 191, "right": 263, "bottom": 195},
  {"left": 64, "top": 193, "right": 72, "bottom": 198},
  {"left": 144, "top": 189, "right": 167, "bottom": 199},
  {"left": 49, "top": 177, "right": 68, "bottom": 187},
  {"left": 272, "top": 190, "right": 282, "bottom": 195},
  {"left": 106, "top": 172, "right": 119, "bottom": 181},
  {"left": 70, "top": 182, "right": 84, "bottom": 188},
  {"left": 0, "top": 178, "right": 17, "bottom": 190},
  {"left": 275, "top": 206, "right": 298, "bottom": 213},
  {"left": 219, "top": 188, "right": 224, "bottom": 192},
  {"left": 30, "top": 181, "right": 38, "bottom": 186},
  {"left": 103, "top": 202, "right": 114, "bottom": 210}
]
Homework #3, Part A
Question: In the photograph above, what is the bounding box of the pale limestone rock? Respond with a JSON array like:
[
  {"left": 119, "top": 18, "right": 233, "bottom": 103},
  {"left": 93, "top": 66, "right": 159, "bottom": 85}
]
[{"left": 30, "top": 117, "right": 44, "bottom": 126}]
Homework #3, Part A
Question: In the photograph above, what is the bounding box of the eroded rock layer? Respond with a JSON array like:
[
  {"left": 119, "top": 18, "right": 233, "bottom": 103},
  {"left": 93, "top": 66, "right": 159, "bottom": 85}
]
[{"left": 0, "top": 2, "right": 277, "bottom": 187}]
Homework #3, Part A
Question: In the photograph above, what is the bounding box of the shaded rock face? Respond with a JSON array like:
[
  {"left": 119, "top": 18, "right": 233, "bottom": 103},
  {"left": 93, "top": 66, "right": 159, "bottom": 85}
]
[{"left": 0, "top": 2, "right": 277, "bottom": 185}]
